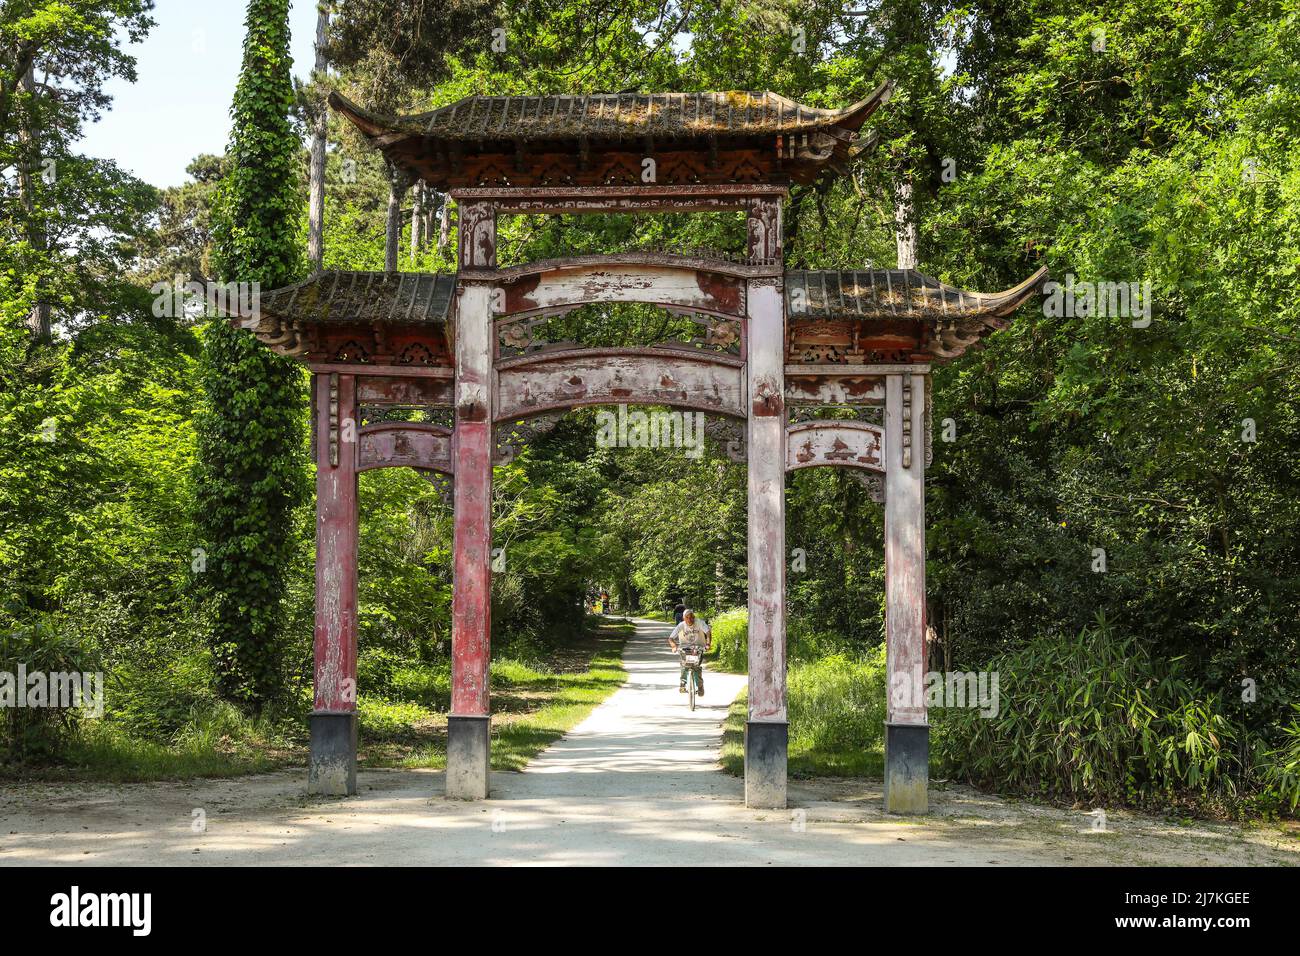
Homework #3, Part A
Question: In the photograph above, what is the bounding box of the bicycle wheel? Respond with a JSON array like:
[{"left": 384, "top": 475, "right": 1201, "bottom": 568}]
[{"left": 688, "top": 669, "right": 696, "bottom": 711}]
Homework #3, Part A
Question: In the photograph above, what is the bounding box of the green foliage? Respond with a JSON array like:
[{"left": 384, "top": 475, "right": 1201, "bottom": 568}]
[
  {"left": 0, "top": 616, "right": 97, "bottom": 759},
  {"left": 2, "top": 0, "right": 1297, "bottom": 817},
  {"left": 788, "top": 649, "right": 887, "bottom": 769},
  {"left": 1258, "top": 708, "right": 1300, "bottom": 815},
  {"left": 193, "top": 0, "right": 308, "bottom": 712},
  {"left": 721, "top": 648, "right": 887, "bottom": 779},
  {"left": 209, "top": 0, "right": 303, "bottom": 292},
  {"left": 934, "top": 618, "right": 1245, "bottom": 808},
  {"left": 62, "top": 703, "right": 290, "bottom": 782},
  {"left": 710, "top": 608, "right": 749, "bottom": 672}
]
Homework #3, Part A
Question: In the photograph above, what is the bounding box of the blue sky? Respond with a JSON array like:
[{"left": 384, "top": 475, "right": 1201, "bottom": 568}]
[{"left": 77, "top": 0, "right": 320, "bottom": 189}]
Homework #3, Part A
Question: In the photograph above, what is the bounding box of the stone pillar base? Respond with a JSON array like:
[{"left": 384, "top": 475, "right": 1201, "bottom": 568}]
[
  {"left": 309, "top": 711, "right": 357, "bottom": 797},
  {"left": 446, "top": 714, "right": 491, "bottom": 799},
  {"left": 744, "top": 720, "right": 788, "bottom": 809},
  {"left": 884, "top": 722, "right": 929, "bottom": 814}
]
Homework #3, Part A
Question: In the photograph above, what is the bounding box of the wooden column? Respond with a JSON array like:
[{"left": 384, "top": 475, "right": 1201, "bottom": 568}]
[
  {"left": 310, "top": 371, "right": 360, "bottom": 796},
  {"left": 744, "top": 268, "right": 788, "bottom": 809},
  {"left": 883, "top": 370, "right": 929, "bottom": 813},
  {"left": 448, "top": 200, "right": 496, "bottom": 799}
]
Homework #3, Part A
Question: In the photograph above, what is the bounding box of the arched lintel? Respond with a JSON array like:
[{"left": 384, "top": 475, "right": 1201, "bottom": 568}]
[
  {"left": 495, "top": 347, "right": 747, "bottom": 422},
  {"left": 486, "top": 255, "right": 750, "bottom": 321},
  {"left": 357, "top": 422, "right": 453, "bottom": 474},
  {"left": 785, "top": 420, "right": 885, "bottom": 474},
  {"left": 492, "top": 396, "right": 746, "bottom": 424}
]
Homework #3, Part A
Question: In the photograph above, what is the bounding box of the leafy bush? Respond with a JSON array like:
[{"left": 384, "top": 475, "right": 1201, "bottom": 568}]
[
  {"left": 356, "top": 646, "right": 405, "bottom": 698},
  {"left": 0, "top": 617, "right": 98, "bottom": 760},
  {"left": 710, "top": 607, "right": 748, "bottom": 671},
  {"left": 389, "top": 663, "right": 450, "bottom": 709},
  {"left": 934, "top": 617, "right": 1244, "bottom": 808},
  {"left": 106, "top": 650, "right": 218, "bottom": 742},
  {"left": 1258, "top": 707, "right": 1300, "bottom": 814}
]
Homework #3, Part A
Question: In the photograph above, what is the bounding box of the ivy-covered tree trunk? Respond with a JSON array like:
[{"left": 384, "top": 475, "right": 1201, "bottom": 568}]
[{"left": 194, "top": 0, "right": 307, "bottom": 714}]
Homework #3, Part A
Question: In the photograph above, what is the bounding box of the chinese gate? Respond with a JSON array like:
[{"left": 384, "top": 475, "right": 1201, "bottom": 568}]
[{"left": 228, "top": 84, "right": 1046, "bottom": 813}]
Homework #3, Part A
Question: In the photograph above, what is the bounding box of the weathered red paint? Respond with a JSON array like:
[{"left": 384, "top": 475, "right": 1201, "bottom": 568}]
[
  {"left": 450, "top": 183, "right": 788, "bottom": 215},
  {"left": 451, "top": 283, "right": 494, "bottom": 717},
  {"left": 884, "top": 373, "right": 927, "bottom": 726},
  {"left": 357, "top": 423, "right": 453, "bottom": 473},
  {"left": 785, "top": 374, "right": 886, "bottom": 405},
  {"left": 495, "top": 259, "right": 747, "bottom": 320},
  {"left": 695, "top": 272, "right": 743, "bottom": 315},
  {"left": 313, "top": 372, "right": 359, "bottom": 713},
  {"left": 746, "top": 277, "right": 786, "bottom": 723},
  {"left": 353, "top": 374, "right": 454, "bottom": 405},
  {"left": 495, "top": 348, "right": 746, "bottom": 420},
  {"left": 786, "top": 421, "right": 884, "bottom": 472},
  {"left": 750, "top": 377, "right": 784, "bottom": 418},
  {"left": 293, "top": 325, "right": 452, "bottom": 366}
]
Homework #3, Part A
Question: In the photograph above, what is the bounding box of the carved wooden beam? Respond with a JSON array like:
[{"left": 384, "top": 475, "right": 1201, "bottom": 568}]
[
  {"left": 357, "top": 422, "right": 453, "bottom": 474},
  {"left": 495, "top": 347, "right": 746, "bottom": 421},
  {"left": 489, "top": 257, "right": 750, "bottom": 320},
  {"left": 785, "top": 420, "right": 884, "bottom": 473}
]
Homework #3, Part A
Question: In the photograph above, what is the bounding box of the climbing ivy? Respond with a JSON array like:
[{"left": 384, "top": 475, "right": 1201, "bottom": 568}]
[{"left": 193, "top": 0, "right": 307, "bottom": 712}]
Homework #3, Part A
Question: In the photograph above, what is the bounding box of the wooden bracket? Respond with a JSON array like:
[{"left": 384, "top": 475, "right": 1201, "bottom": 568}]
[
  {"left": 328, "top": 372, "right": 340, "bottom": 467},
  {"left": 901, "top": 371, "right": 912, "bottom": 469}
]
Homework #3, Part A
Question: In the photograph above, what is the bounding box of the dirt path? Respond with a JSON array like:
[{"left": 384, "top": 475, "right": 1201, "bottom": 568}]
[{"left": 1, "top": 618, "right": 1296, "bottom": 866}]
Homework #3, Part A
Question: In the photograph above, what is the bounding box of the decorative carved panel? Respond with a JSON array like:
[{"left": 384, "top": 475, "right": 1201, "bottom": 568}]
[{"left": 785, "top": 421, "right": 884, "bottom": 473}]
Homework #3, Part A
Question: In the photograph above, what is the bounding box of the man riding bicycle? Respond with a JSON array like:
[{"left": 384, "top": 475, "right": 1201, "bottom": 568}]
[{"left": 668, "top": 609, "right": 712, "bottom": 696}]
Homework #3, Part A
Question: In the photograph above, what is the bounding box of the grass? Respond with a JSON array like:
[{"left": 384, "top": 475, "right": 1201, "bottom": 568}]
[
  {"left": 5, "top": 619, "right": 630, "bottom": 783},
  {"left": 13, "top": 701, "right": 300, "bottom": 783},
  {"left": 720, "top": 651, "right": 887, "bottom": 779},
  {"left": 59, "top": 722, "right": 288, "bottom": 782},
  {"left": 378, "top": 619, "right": 630, "bottom": 771}
]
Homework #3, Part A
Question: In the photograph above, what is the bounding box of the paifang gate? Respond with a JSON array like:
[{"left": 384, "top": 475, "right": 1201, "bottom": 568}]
[{"left": 226, "top": 84, "right": 1047, "bottom": 812}]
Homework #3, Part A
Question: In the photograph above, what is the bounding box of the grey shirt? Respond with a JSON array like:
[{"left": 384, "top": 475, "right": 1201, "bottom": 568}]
[{"left": 670, "top": 619, "right": 711, "bottom": 648}]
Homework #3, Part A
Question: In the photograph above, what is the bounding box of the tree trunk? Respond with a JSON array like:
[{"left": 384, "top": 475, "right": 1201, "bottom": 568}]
[
  {"left": 409, "top": 180, "right": 425, "bottom": 263},
  {"left": 17, "top": 57, "right": 50, "bottom": 340},
  {"left": 893, "top": 175, "right": 918, "bottom": 270},
  {"left": 384, "top": 163, "right": 410, "bottom": 272},
  {"left": 306, "top": 3, "right": 331, "bottom": 272},
  {"left": 425, "top": 190, "right": 439, "bottom": 251},
  {"left": 437, "top": 192, "right": 451, "bottom": 254}
]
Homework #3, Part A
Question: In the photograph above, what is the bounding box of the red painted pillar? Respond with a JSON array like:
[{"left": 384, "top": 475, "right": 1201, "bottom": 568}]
[
  {"left": 883, "top": 370, "right": 929, "bottom": 813},
  {"left": 448, "top": 200, "right": 496, "bottom": 799},
  {"left": 310, "top": 371, "right": 360, "bottom": 796},
  {"left": 744, "top": 255, "right": 788, "bottom": 808}
]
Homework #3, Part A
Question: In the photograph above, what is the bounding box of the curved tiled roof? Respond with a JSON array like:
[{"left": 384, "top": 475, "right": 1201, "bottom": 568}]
[
  {"left": 330, "top": 84, "right": 894, "bottom": 144},
  {"left": 328, "top": 82, "right": 894, "bottom": 189},
  {"left": 785, "top": 266, "right": 1049, "bottom": 321},
  {"left": 224, "top": 271, "right": 456, "bottom": 357},
  {"left": 221, "top": 263, "right": 1046, "bottom": 363},
  {"left": 786, "top": 266, "right": 1050, "bottom": 360}
]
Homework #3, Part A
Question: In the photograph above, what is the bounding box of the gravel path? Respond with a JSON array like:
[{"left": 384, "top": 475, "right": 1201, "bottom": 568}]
[{"left": 2, "top": 618, "right": 1296, "bottom": 866}]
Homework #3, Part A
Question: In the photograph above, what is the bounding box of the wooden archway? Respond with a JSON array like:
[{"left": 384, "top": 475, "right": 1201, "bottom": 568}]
[{"left": 228, "top": 83, "right": 1048, "bottom": 817}]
